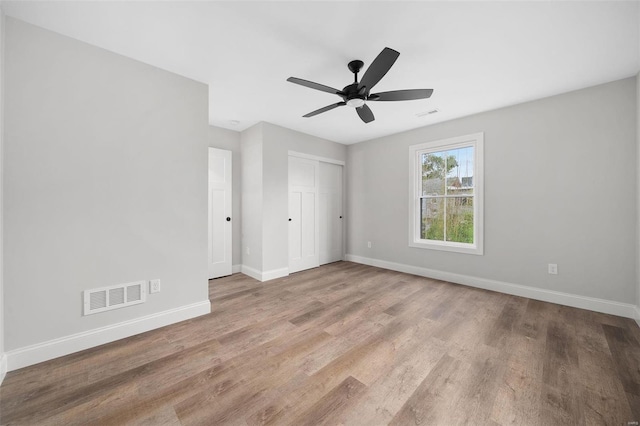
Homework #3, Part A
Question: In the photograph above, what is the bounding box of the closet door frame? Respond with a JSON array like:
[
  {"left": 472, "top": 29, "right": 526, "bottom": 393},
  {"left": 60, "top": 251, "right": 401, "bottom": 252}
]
[{"left": 288, "top": 151, "right": 345, "bottom": 272}]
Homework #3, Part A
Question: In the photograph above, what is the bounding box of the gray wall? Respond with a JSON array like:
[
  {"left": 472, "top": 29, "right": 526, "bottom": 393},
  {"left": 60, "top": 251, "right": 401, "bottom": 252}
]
[
  {"left": 209, "top": 126, "right": 241, "bottom": 268},
  {"left": 239, "top": 122, "right": 347, "bottom": 276},
  {"left": 4, "top": 18, "right": 209, "bottom": 350},
  {"left": 261, "top": 122, "right": 347, "bottom": 273},
  {"left": 0, "top": 8, "right": 5, "bottom": 370},
  {"left": 240, "top": 123, "right": 264, "bottom": 272},
  {"left": 637, "top": 72, "right": 640, "bottom": 310},
  {"left": 347, "top": 77, "right": 636, "bottom": 304}
]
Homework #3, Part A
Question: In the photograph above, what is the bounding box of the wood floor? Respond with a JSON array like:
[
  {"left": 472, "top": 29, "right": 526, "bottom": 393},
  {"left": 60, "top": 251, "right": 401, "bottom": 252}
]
[{"left": 1, "top": 261, "right": 639, "bottom": 425}]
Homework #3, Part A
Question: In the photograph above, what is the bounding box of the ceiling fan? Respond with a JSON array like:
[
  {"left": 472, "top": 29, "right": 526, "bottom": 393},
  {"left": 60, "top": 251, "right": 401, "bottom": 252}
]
[{"left": 287, "top": 47, "right": 433, "bottom": 124}]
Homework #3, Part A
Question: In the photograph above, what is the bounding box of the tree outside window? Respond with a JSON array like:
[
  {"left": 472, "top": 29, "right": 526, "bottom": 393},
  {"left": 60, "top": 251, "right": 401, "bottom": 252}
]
[{"left": 421, "top": 147, "right": 474, "bottom": 243}]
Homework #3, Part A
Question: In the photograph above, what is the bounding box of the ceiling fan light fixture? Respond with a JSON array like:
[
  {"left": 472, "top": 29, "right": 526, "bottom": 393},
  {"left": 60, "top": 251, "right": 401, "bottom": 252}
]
[{"left": 346, "top": 98, "right": 365, "bottom": 108}]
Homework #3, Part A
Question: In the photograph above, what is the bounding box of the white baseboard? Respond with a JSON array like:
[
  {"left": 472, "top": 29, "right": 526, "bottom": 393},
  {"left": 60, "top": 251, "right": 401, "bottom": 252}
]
[
  {"left": 241, "top": 265, "right": 289, "bottom": 282},
  {"left": 634, "top": 305, "right": 640, "bottom": 327},
  {"left": 232, "top": 264, "right": 242, "bottom": 274},
  {"left": 262, "top": 267, "right": 289, "bottom": 282},
  {"left": 0, "top": 353, "right": 7, "bottom": 386},
  {"left": 241, "top": 265, "right": 262, "bottom": 281},
  {"left": 346, "top": 254, "right": 638, "bottom": 320},
  {"left": 6, "top": 300, "right": 211, "bottom": 372}
]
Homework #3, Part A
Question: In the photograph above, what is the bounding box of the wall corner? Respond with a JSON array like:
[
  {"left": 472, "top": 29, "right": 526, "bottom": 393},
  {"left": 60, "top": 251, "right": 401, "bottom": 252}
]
[
  {"left": 0, "top": 5, "right": 6, "bottom": 386},
  {"left": 637, "top": 72, "right": 640, "bottom": 314},
  {"left": 0, "top": 354, "right": 6, "bottom": 385}
]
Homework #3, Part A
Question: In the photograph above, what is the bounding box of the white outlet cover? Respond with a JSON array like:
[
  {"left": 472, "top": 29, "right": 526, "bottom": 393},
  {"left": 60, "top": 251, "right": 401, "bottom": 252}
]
[{"left": 150, "top": 279, "right": 161, "bottom": 293}]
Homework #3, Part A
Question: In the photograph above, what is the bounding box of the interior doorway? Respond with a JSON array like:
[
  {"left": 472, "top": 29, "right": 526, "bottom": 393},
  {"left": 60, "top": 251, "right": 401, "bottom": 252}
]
[{"left": 208, "top": 147, "right": 232, "bottom": 278}]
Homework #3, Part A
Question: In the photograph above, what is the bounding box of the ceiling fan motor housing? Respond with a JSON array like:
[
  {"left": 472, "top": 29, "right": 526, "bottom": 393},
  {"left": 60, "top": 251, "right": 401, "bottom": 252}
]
[{"left": 342, "top": 83, "right": 366, "bottom": 108}]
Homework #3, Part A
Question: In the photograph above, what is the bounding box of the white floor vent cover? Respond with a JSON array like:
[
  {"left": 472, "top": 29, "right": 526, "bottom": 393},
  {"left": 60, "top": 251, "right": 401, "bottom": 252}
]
[{"left": 83, "top": 281, "right": 146, "bottom": 315}]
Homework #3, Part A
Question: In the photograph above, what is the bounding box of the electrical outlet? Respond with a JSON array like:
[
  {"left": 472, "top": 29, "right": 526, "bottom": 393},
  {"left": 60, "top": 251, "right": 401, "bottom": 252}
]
[
  {"left": 150, "top": 279, "right": 161, "bottom": 293},
  {"left": 548, "top": 264, "right": 558, "bottom": 275},
  {"left": 367, "top": 241, "right": 372, "bottom": 248}
]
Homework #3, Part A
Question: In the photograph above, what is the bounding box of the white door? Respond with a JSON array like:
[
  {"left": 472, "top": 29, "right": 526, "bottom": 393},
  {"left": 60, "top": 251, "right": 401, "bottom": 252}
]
[
  {"left": 289, "top": 156, "right": 320, "bottom": 273},
  {"left": 208, "top": 148, "right": 232, "bottom": 279},
  {"left": 319, "top": 162, "right": 344, "bottom": 265}
]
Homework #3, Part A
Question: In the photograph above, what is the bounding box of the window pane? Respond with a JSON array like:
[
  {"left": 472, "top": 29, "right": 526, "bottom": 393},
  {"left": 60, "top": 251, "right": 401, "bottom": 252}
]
[
  {"left": 421, "top": 197, "right": 444, "bottom": 241},
  {"left": 446, "top": 197, "right": 474, "bottom": 243},
  {"left": 445, "top": 146, "right": 474, "bottom": 196},
  {"left": 421, "top": 152, "right": 445, "bottom": 196}
]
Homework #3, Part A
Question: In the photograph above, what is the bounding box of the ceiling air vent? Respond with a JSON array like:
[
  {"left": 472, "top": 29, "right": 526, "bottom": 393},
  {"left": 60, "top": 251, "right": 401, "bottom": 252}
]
[
  {"left": 83, "top": 281, "right": 146, "bottom": 315},
  {"left": 416, "top": 109, "right": 439, "bottom": 117}
]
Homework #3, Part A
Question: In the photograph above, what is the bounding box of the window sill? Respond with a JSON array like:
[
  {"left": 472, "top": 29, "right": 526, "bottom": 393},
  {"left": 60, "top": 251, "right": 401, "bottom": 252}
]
[{"left": 409, "top": 239, "right": 483, "bottom": 255}]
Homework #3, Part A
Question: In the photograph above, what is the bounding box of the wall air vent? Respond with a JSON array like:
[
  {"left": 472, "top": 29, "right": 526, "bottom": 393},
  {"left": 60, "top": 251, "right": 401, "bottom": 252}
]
[{"left": 83, "top": 281, "right": 146, "bottom": 315}]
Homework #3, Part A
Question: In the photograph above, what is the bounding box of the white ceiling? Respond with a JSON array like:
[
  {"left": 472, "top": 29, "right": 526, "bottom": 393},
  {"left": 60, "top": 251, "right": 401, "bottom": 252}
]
[{"left": 2, "top": 1, "right": 639, "bottom": 144}]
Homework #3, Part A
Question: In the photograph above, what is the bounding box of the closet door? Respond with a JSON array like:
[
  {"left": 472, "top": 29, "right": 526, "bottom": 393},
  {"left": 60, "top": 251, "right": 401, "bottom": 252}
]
[
  {"left": 288, "top": 156, "right": 320, "bottom": 273},
  {"left": 319, "top": 162, "right": 343, "bottom": 265}
]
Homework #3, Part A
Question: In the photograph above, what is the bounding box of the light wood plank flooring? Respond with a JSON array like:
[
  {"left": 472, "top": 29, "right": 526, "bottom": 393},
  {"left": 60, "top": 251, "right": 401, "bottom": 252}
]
[{"left": 1, "top": 261, "right": 639, "bottom": 425}]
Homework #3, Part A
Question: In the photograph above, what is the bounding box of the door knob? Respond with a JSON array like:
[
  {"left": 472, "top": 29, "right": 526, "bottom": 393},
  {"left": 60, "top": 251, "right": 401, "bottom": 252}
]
[
  {"left": 339, "top": 216, "right": 343, "bottom": 219},
  {"left": 288, "top": 218, "right": 292, "bottom": 221},
  {"left": 226, "top": 217, "right": 231, "bottom": 222}
]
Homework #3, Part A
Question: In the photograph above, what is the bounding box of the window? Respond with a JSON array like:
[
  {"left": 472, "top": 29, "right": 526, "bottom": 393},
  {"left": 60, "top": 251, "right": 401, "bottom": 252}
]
[{"left": 409, "top": 133, "right": 483, "bottom": 255}]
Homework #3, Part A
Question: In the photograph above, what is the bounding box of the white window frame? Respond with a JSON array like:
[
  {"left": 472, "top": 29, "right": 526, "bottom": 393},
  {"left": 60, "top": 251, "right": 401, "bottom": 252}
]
[{"left": 408, "top": 132, "right": 484, "bottom": 255}]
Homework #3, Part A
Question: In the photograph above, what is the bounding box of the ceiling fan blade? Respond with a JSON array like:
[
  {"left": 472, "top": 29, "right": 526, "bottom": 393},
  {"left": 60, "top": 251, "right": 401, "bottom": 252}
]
[
  {"left": 368, "top": 89, "right": 433, "bottom": 102},
  {"left": 287, "top": 77, "right": 342, "bottom": 95},
  {"left": 356, "top": 104, "right": 375, "bottom": 123},
  {"left": 303, "top": 102, "right": 346, "bottom": 118},
  {"left": 358, "top": 47, "right": 400, "bottom": 93}
]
